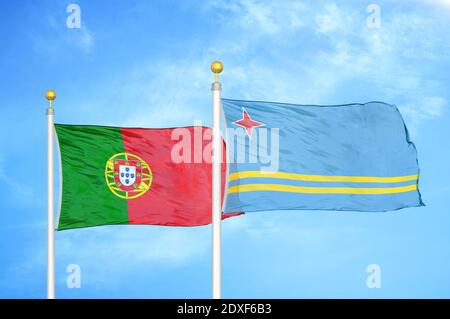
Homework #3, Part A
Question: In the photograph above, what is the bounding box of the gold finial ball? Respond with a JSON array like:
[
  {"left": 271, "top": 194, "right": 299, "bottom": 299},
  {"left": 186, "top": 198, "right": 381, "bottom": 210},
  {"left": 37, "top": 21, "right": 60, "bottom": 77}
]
[
  {"left": 45, "top": 90, "right": 57, "bottom": 101},
  {"left": 211, "top": 61, "right": 223, "bottom": 74}
]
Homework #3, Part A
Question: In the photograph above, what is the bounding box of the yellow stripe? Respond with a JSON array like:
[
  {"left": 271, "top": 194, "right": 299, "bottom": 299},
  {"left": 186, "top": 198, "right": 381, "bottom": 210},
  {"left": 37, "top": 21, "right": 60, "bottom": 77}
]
[
  {"left": 228, "top": 171, "right": 419, "bottom": 183},
  {"left": 228, "top": 183, "right": 418, "bottom": 195}
]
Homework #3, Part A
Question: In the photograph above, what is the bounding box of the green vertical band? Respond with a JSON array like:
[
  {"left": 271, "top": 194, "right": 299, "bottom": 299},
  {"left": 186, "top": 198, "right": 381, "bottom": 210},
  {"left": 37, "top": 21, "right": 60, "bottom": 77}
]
[{"left": 55, "top": 124, "right": 129, "bottom": 230}]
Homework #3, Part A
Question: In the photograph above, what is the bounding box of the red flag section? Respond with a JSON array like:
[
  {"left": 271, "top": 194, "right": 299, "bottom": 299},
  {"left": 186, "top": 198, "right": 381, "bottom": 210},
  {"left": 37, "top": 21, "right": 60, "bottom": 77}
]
[{"left": 121, "top": 126, "right": 241, "bottom": 226}]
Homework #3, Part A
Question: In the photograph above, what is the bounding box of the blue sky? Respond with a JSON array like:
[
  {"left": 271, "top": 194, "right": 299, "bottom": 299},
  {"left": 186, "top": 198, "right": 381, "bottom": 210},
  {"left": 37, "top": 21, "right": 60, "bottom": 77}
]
[{"left": 1, "top": 0, "right": 450, "bottom": 298}]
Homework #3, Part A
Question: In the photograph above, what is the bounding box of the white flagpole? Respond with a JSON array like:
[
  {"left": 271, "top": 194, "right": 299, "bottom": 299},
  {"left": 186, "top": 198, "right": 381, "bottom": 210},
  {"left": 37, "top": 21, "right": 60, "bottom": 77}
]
[
  {"left": 45, "top": 90, "right": 56, "bottom": 299},
  {"left": 211, "top": 61, "right": 223, "bottom": 299}
]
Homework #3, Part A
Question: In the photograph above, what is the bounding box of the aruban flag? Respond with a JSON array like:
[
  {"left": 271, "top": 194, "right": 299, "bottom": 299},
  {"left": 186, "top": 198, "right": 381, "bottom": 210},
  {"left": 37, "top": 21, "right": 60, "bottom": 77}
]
[
  {"left": 55, "top": 124, "right": 240, "bottom": 230},
  {"left": 222, "top": 99, "right": 424, "bottom": 213}
]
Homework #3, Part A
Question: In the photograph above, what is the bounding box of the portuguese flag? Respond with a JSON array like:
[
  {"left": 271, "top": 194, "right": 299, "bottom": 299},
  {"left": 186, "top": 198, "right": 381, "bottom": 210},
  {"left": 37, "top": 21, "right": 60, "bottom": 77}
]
[{"left": 55, "top": 124, "right": 239, "bottom": 230}]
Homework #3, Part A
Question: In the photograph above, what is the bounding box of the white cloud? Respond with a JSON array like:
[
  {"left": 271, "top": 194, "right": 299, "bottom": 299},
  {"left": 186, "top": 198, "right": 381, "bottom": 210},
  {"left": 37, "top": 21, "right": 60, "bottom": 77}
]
[
  {"left": 206, "top": 0, "right": 306, "bottom": 35},
  {"left": 423, "top": 96, "right": 447, "bottom": 117},
  {"left": 315, "top": 3, "right": 352, "bottom": 35},
  {"left": 312, "top": 4, "right": 448, "bottom": 128},
  {"left": 75, "top": 27, "right": 94, "bottom": 53},
  {"left": 71, "top": 0, "right": 448, "bottom": 140},
  {"left": 417, "top": 0, "right": 450, "bottom": 8},
  {"left": 116, "top": 58, "right": 212, "bottom": 127},
  {"left": 33, "top": 14, "right": 94, "bottom": 56},
  {"left": 83, "top": 1, "right": 442, "bottom": 133},
  {"left": 401, "top": 96, "right": 447, "bottom": 130},
  {"left": 205, "top": 1, "right": 447, "bottom": 129}
]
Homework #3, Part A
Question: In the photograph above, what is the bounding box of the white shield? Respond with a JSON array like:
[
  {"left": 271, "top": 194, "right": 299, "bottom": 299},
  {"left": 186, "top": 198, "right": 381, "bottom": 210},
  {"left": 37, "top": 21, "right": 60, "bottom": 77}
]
[{"left": 119, "top": 165, "right": 136, "bottom": 186}]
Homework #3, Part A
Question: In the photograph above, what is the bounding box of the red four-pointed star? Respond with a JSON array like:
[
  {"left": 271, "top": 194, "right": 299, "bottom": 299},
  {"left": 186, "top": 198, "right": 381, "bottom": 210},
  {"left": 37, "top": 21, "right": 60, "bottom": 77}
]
[{"left": 233, "top": 108, "right": 265, "bottom": 137}]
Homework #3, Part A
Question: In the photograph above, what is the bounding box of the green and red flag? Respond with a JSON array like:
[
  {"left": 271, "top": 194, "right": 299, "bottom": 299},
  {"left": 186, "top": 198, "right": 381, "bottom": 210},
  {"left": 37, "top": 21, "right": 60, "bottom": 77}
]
[{"left": 55, "top": 124, "right": 239, "bottom": 230}]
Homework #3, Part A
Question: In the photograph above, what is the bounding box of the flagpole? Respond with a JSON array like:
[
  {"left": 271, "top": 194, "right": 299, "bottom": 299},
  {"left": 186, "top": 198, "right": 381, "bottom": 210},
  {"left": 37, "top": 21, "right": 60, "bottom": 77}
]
[
  {"left": 45, "top": 90, "right": 56, "bottom": 299},
  {"left": 211, "top": 61, "right": 223, "bottom": 299}
]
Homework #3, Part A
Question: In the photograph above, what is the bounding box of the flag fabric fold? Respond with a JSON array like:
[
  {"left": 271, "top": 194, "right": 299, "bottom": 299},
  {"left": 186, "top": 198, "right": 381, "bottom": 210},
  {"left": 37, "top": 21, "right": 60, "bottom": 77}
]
[{"left": 221, "top": 99, "right": 423, "bottom": 213}]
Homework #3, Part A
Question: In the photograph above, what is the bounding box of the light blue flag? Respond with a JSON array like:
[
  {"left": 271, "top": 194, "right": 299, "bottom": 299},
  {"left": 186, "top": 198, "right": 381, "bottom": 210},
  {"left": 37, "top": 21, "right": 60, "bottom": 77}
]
[{"left": 222, "top": 99, "right": 423, "bottom": 213}]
